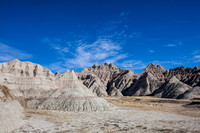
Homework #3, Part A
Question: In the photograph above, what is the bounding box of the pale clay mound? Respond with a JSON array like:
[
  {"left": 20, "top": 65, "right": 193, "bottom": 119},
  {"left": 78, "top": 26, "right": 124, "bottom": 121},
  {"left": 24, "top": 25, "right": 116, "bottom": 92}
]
[
  {"left": 0, "top": 85, "right": 24, "bottom": 133},
  {"left": 27, "top": 70, "right": 116, "bottom": 111}
]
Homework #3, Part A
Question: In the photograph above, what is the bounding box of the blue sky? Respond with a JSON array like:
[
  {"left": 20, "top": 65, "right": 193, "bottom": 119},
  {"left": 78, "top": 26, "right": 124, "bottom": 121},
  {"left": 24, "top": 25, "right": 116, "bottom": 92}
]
[{"left": 0, "top": 0, "right": 200, "bottom": 73}]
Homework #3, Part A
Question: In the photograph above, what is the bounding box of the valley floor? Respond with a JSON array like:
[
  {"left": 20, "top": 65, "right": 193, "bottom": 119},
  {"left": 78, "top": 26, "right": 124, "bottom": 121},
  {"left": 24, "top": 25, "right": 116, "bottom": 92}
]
[{"left": 13, "top": 97, "right": 200, "bottom": 133}]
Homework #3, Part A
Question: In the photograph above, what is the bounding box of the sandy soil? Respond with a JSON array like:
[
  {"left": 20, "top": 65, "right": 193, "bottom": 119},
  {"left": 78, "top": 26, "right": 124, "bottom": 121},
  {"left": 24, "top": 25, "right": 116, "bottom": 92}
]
[{"left": 13, "top": 96, "right": 200, "bottom": 133}]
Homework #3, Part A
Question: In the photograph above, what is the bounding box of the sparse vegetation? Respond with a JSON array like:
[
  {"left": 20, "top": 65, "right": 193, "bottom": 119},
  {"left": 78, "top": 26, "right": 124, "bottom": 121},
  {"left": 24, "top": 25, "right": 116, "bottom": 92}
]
[{"left": 105, "top": 96, "right": 200, "bottom": 117}]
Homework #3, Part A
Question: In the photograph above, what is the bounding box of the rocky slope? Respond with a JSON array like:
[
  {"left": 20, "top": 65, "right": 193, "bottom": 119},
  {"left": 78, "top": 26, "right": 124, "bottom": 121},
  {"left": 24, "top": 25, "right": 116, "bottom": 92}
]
[
  {"left": 77, "top": 70, "right": 108, "bottom": 97},
  {"left": 78, "top": 63, "right": 200, "bottom": 99},
  {"left": 78, "top": 63, "right": 139, "bottom": 97},
  {"left": 124, "top": 72, "right": 164, "bottom": 96},
  {"left": 151, "top": 76, "right": 191, "bottom": 98},
  {"left": 178, "top": 86, "right": 200, "bottom": 99}
]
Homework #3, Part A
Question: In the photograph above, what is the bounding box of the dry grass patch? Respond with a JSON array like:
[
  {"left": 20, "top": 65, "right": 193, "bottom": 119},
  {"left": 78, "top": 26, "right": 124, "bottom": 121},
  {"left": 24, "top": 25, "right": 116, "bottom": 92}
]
[
  {"left": 105, "top": 96, "right": 200, "bottom": 117},
  {"left": 25, "top": 109, "right": 68, "bottom": 124},
  {"left": 25, "top": 109, "right": 57, "bottom": 116}
]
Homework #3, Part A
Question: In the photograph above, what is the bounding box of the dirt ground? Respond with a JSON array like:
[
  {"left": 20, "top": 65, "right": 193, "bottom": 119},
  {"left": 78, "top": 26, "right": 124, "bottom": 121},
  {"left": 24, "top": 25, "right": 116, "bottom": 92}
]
[{"left": 13, "top": 96, "right": 200, "bottom": 133}]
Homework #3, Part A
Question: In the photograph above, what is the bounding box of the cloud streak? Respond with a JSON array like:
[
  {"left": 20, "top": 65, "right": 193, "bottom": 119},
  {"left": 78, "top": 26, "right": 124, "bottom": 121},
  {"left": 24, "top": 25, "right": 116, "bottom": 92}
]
[
  {"left": 164, "top": 44, "right": 177, "bottom": 47},
  {"left": 194, "top": 55, "right": 200, "bottom": 59},
  {"left": 164, "top": 42, "right": 183, "bottom": 47},
  {"left": 48, "top": 62, "right": 67, "bottom": 73},
  {"left": 42, "top": 38, "right": 69, "bottom": 55},
  {"left": 120, "top": 60, "right": 147, "bottom": 71},
  {"left": 192, "top": 50, "right": 200, "bottom": 63},
  {"left": 0, "top": 42, "right": 32, "bottom": 62},
  {"left": 65, "top": 38, "right": 127, "bottom": 68},
  {"left": 151, "top": 60, "right": 183, "bottom": 69}
]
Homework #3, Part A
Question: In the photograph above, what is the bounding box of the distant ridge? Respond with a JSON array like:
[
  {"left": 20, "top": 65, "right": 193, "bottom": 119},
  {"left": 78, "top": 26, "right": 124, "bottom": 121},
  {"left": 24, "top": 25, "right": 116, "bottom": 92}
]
[{"left": 78, "top": 61, "right": 200, "bottom": 99}]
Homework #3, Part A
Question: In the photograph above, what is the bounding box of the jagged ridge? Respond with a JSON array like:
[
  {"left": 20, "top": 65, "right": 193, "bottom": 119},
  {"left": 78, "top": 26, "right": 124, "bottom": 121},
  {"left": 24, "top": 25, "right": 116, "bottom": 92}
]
[{"left": 1, "top": 59, "right": 200, "bottom": 100}]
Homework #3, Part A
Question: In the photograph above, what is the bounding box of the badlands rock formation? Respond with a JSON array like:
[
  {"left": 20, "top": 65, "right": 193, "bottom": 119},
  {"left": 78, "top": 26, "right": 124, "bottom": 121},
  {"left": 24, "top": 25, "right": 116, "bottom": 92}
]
[
  {"left": 0, "top": 59, "right": 115, "bottom": 112},
  {"left": 79, "top": 63, "right": 200, "bottom": 99},
  {"left": 0, "top": 59, "right": 56, "bottom": 98},
  {"left": 0, "top": 85, "right": 24, "bottom": 133},
  {"left": 144, "top": 64, "right": 200, "bottom": 87},
  {"left": 79, "top": 63, "right": 138, "bottom": 97},
  {"left": 107, "top": 69, "right": 138, "bottom": 95},
  {"left": 78, "top": 71, "right": 108, "bottom": 97},
  {"left": 151, "top": 76, "right": 191, "bottom": 98},
  {"left": 0, "top": 59, "right": 200, "bottom": 100},
  {"left": 124, "top": 72, "right": 164, "bottom": 96},
  {"left": 166, "top": 66, "right": 200, "bottom": 87},
  {"left": 178, "top": 86, "right": 200, "bottom": 99},
  {"left": 142, "top": 63, "right": 168, "bottom": 81}
]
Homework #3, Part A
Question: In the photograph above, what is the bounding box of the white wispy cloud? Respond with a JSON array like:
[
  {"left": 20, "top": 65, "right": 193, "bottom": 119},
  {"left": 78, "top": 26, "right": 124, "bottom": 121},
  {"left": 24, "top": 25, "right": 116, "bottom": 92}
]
[
  {"left": 193, "top": 50, "right": 200, "bottom": 55},
  {"left": 48, "top": 62, "right": 67, "bottom": 73},
  {"left": 193, "top": 59, "right": 200, "bottom": 63},
  {"left": 96, "top": 13, "right": 142, "bottom": 42},
  {"left": 120, "top": 60, "right": 147, "bottom": 71},
  {"left": 0, "top": 42, "right": 32, "bottom": 62},
  {"left": 152, "top": 61, "right": 182, "bottom": 66},
  {"left": 105, "top": 54, "right": 127, "bottom": 64},
  {"left": 164, "top": 42, "right": 183, "bottom": 47},
  {"left": 194, "top": 55, "right": 200, "bottom": 59},
  {"left": 65, "top": 38, "right": 127, "bottom": 68},
  {"left": 42, "top": 38, "right": 69, "bottom": 55},
  {"left": 192, "top": 50, "right": 200, "bottom": 63},
  {"left": 164, "top": 44, "right": 177, "bottom": 47},
  {"left": 42, "top": 37, "right": 131, "bottom": 73}
]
